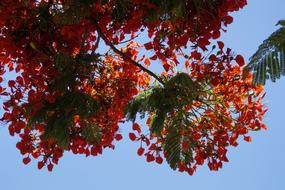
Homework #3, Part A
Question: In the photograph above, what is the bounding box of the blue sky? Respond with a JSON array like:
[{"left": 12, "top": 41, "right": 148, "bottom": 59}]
[{"left": 0, "top": 1, "right": 285, "bottom": 189}]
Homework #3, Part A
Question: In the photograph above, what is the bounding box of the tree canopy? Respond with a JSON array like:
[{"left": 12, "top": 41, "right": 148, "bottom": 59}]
[{"left": 0, "top": 0, "right": 267, "bottom": 175}]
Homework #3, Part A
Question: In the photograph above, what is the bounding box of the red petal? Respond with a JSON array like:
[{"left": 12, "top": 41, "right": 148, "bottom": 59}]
[
  {"left": 235, "top": 54, "right": 245, "bottom": 66},
  {"left": 144, "top": 42, "right": 153, "bottom": 50},
  {"left": 129, "top": 133, "right": 136, "bottom": 141}
]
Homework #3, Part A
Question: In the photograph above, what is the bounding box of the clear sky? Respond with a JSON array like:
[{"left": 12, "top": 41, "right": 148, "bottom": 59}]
[{"left": 0, "top": 1, "right": 285, "bottom": 189}]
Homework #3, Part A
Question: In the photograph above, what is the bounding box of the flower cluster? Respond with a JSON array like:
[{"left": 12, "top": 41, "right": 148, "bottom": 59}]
[{"left": 129, "top": 43, "right": 266, "bottom": 175}]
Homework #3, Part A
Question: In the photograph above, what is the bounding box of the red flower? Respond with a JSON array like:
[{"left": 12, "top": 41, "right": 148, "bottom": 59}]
[
  {"left": 155, "top": 156, "right": 163, "bottom": 164},
  {"left": 115, "top": 134, "right": 123, "bottom": 141},
  {"left": 129, "top": 133, "right": 137, "bottom": 141},
  {"left": 235, "top": 54, "right": 245, "bottom": 66},
  {"left": 23, "top": 157, "right": 31, "bottom": 165},
  {"left": 137, "top": 147, "right": 145, "bottom": 156}
]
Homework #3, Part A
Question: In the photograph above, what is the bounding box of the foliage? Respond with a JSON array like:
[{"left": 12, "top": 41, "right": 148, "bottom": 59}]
[
  {"left": 125, "top": 44, "right": 266, "bottom": 174},
  {"left": 246, "top": 20, "right": 285, "bottom": 85},
  {"left": 0, "top": 0, "right": 266, "bottom": 175}
]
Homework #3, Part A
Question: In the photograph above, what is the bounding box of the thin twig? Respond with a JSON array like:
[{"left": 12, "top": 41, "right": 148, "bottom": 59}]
[
  {"left": 94, "top": 22, "right": 165, "bottom": 85},
  {"left": 117, "top": 33, "right": 140, "bottom": 45}
]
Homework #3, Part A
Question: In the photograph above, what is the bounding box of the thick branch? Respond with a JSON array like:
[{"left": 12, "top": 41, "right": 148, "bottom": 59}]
[{"left": 95, "top": 24, "right": 165, "bottom": 85}]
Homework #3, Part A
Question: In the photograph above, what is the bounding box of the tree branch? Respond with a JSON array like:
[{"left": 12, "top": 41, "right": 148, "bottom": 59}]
[{"left": 94, "top": 23, "right": 165, "bottom": 85}]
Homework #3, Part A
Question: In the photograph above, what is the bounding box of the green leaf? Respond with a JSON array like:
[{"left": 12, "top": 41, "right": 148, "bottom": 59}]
[
  {"left": 27, "top": 91, "right": 100, "bottom": 148},
  {"left": 82, "top": 123, "right": 102, "bottom": 144},
  {"left": 43, "top": 114, "right": 71, "bottom": 149},
  {"left": 163, "top": 127, "right": 181, "bottom": 170},
  {"left": 124, "top": 73, "right": 202, "bottom": 170},
  {"left": 124, "top": 89, "right": 154, "bottom": 122},
  {"left": 246, "top": 20, "right": 285, "bottom": 85},
  {"left": 163, "top": 113, "right": 194, "bottom": 170},
  {"left": 281, "top": 46, "right": 285, "bottom": 75},
  {"left": 149, "top": 111, "right": 167, "bottom": 135},
  {"left": 124, "top": 73, "right": 201, "bottom": 125}
]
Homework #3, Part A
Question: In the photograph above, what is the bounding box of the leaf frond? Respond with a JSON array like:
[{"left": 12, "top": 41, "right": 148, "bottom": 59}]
[{"left": 246, "top": 20, "right": 285, "bottom": 85}]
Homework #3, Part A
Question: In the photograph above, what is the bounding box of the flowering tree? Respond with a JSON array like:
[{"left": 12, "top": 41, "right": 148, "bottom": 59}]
[{"left": 0, "top": 0, "right": 266, "bottom": 175}]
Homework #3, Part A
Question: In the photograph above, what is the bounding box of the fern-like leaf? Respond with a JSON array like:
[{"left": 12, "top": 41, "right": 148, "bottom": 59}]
[
  {"left": 124, "top": 73, "right": 202, "bottom": 170},
  {"left": 164, "top": 126, "right": 181, "bottom": 170},
  {"left": 124, "top": 72, "right": 201, "bottom": 134},
  {"left": 163, "top": 113, "right": 195, "bottom": 170},
  {"left": 246, "top": 20, "right": 285, "bottom": 85}
]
